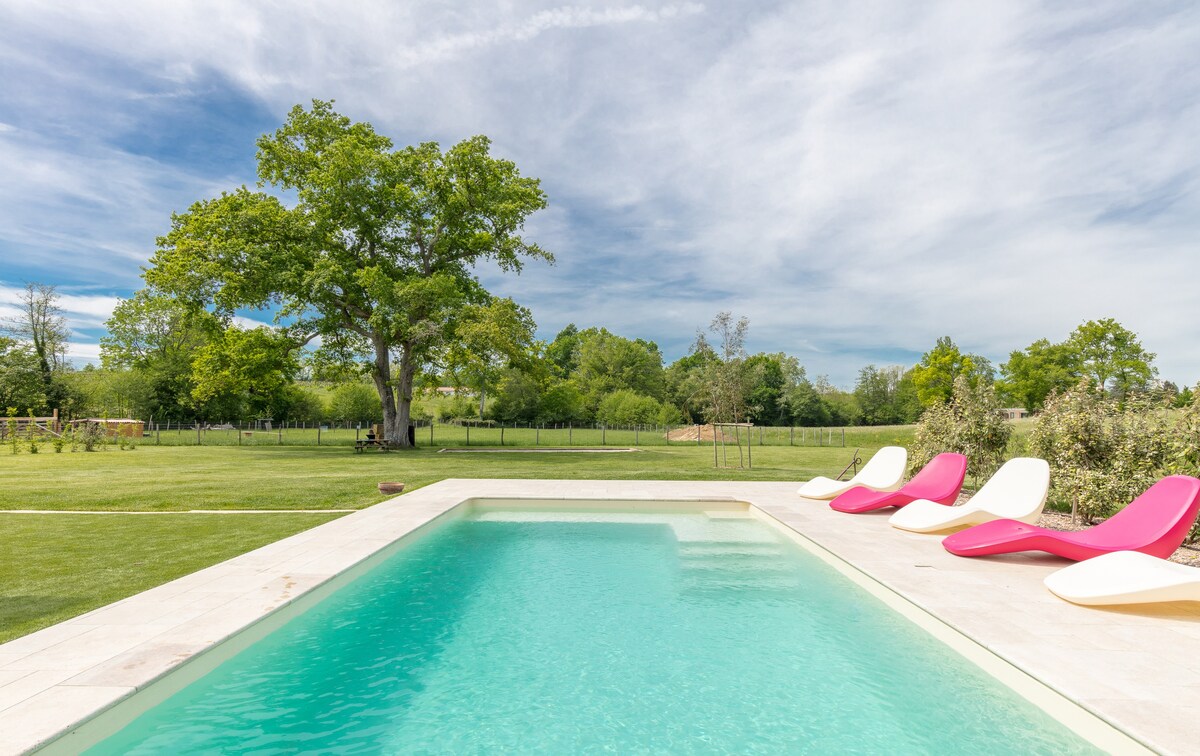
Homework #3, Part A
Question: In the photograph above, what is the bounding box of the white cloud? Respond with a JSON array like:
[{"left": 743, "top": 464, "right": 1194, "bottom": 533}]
[
  {"left": 66, "top": 342, "right": 101, "bottom": 363},
  {"left": 2, "top": 1, "right": 1200, "bottom": 385}
]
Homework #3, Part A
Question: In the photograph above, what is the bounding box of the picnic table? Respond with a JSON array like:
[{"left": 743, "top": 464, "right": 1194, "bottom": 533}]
[{"left": 353, "top": 438, "right": 391, "bottom": 453}]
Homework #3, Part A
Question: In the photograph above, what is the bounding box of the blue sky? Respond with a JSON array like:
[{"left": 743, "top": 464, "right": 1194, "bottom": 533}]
[{"left": 2, "top": 1, "right": 1199, "bottom": 387}]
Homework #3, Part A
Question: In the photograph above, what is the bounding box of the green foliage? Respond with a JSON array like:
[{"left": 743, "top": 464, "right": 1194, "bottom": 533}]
[
  {"left": 26, "top": 413, "right": 38, "bottom": 454},
  {"left": 996, "top": 338, "right": 1079, "bottom": 412},
  {"left": 1029, "top": 381, "right": 1171, "bottom": 522},
  {"left": 910, "top": 375, "right": 1012, "bottom": 483},
  {"left": 854, "top": 365, "right": 921, "bottom": 425},
  {"left": 489, "top": 369, "right": 587, "bottom": 425},
  {"left": 77, "top": 422, "right": 107, "bottom": 452},
  {"left": 1, "top": 283, "right": 70, "bottom": 412},
  {"left": 143, "top": 100, "right": 550, "bottom": 446},
  {"left": 595, "top": 390, "right": 682, "bottom": 426},
  {"left": 783, "top": 380, "right": 831, "bottom": 426},
  {"left": 444, "top": 298, "right": 536, "bottom": 419},
  {"left": 328, "top": 383, "right": 382, "bottom": 423},
  {"left": 280, "top": 386, "right": 327, "bottom": 424},
  {"left": 545, "top": 324, "right": 580, "bottom": 378},
  {"left": 6, "top": 408, "right": 18, "bottom": 454},
  {"left": 1169, "top": 384, "right": 1200, "bottom": 477},
  {"left": 62, "top": 367, "right": 155, "bottom": 421},
  {"left": 0, "top": 338, "right": 46, "bottom": 414},
  {"left": 574, "top": 327, "right": 666, "bottom": 414},
  {"left": 745, "top": 353, "right": 806, "bottom": 426},
  {"left": 813, "top": 377, "right": 861, "bottom": 427},
  {"left": 101, "top": 293, "right": 224, "bottom": 420},
  {"left": 663, "top": 343, "right": 717, "bottom": 423},
  {"left": 911, "top": 336, "right": 993, "bottom": 407},
  {"left": 190, "top": 326, "right": 301, "bottom": 419},
  {"left": 691, "top": 312, "right": 754, "bottom": 423},
  {"left": 436, "top": 396, "right": 478, "bottom": 423},
  {"left": 1175, "top": 386, "right": 1194, "bottom": 409},
  {"left": 1066, "top": 318, "right": 1156, "bottom": 398}
]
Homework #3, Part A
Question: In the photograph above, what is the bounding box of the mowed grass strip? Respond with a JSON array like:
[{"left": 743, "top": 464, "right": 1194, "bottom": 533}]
[{"left": 0, "top": 512, "right": 344, "bottom": 643}]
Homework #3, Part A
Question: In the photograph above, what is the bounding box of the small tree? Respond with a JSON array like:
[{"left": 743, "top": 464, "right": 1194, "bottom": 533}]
[
  {"left": 1030, "top": 381, "right": 1171, "bottom": 523},
  {"left": 909, "top": 375, "right": 1012, "bottom": 485},
  {"left": 6, "top": 407, "right": 18, "bottom": 454},
  {"left": 693, "top": 312, "right": 753, "bottom": 422},
  {"left": 911, "top": 336, "right": 994, "bottom": 407}
]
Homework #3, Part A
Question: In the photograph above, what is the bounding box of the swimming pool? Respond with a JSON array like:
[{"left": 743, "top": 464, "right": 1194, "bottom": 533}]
[{"left": 80, "top": 505, "right": 1095, "bottom": 754}]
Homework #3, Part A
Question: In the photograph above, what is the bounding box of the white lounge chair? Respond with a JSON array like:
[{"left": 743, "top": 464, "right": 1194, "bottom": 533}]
[
  {"left": 1045, "top": 550, "right": 1200, "bottom": 606},
  {"left": 887, "top": 457, "right": 1049, "bottom": 533},
  {"left": 797, "top": 446, "right": 907, "bottom": 500}
]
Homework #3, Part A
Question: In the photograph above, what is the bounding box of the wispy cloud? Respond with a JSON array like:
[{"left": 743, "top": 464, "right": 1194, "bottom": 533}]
[{"left": 2, "top": 1, "right": 1199, "bottom": 383}]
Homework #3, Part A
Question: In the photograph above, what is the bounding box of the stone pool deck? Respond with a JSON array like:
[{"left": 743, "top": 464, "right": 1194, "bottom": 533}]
[{"left": 1, "top": 479, "right": 1196, "bottom": 753}]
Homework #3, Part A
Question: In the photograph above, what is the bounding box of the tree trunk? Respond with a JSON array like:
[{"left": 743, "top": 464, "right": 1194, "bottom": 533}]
[
  {"left": 393, "top": 347, "right": 417, "bottom": 447},
  {"left": 368, "top": 333, "right": 401, "bottom": 448}
]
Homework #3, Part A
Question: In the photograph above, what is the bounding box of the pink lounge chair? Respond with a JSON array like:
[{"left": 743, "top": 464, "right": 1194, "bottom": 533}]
[
  {"left": 830, "top": 453, "right": 967, "bottom": 514},
  {"left": 942, "top": 475, "right": 1200, "bottom": 561}
]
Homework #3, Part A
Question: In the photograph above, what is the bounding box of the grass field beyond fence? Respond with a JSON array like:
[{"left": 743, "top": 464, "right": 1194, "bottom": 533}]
[{"left": 134, "top": 421, "right": 919, "bottom": 450}]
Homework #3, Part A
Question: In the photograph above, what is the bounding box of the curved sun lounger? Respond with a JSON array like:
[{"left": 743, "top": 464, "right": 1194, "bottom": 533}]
[
  {"left": 1044, "top": 551, "right": 1200, "bottom": 606},
  {"left": 830, "top": 453, "right": 967, "bottom": 514},
  {"left": 797, "top": 446, "right": 908, "bottom": 500},
  {"left": 888, "top": 457, "right": 1050, "bottom": 533},
  {"left": 943, "top": 475, "right": 1200, "bottom": 561}
]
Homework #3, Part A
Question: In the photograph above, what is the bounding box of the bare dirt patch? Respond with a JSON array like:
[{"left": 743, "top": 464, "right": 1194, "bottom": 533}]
[{"left": 665, "top": 424, "right": 736, "bottom": 443}]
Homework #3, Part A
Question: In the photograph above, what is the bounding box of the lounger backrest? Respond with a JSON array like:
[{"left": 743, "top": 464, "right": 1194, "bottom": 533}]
[
  {"left": 855, "top": 446, "right": 908, "bottom": 489},
  {"left": 966, "top": 457, "right": 1050, "bottom": 518},
  {"left": 1092, "top": 475, "right": 1200, "bottom": 547},
  {"left": 903, "top": 453, "right": 968, "bottom": 502}
]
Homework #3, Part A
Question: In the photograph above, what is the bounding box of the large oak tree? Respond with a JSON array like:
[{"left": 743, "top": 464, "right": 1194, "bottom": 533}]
[{"left": 144, "top": 101, "right": 550, "bottom": 445}]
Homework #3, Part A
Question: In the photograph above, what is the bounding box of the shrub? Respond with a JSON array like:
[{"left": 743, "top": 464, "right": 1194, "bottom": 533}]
[
  {"left": 1030, "top": 381, "right": 1171, "bottom": 523},
  {"left": 328, "top": 383, "right": 382, "bottom": 424},
  {"left": 437, "top": 396, "right": 476, "bottom": 423},
  {"left": 78, "top": 422, "right": 106, "bottom": 452},
  {"left": 909, "top": 375, "right": 1012, "bottom": 485},
  {"left": 596, "top": 390, "right": 673, "bottom": 426}
]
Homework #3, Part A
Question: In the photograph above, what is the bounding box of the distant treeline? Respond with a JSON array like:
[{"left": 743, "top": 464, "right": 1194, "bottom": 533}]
[{"left": 1, "top": 281, "right": 1182, "bottom": 428}]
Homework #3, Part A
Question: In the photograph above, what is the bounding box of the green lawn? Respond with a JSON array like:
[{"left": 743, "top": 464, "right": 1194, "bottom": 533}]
[
  {"left": 0, "top": 513, "right": 342, "bottom": 643},
  {"left": 0, "top": 442, "right": 903, "bottom": 511},
  {"left": 0, "top": 436, "right": 905, "bottom": 641}
]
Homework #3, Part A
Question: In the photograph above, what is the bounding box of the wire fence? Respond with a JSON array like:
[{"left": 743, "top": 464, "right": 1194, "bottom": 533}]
[{"left": 131, "top": 420, "right": 916, "bottom": 449}]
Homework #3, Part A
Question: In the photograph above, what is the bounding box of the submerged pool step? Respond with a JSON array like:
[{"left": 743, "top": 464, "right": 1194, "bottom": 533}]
[
  {"left": 677, "top": 541, "right": 787, "bottom": 558},
  {"left": 674, "top": 546, "right": 805, "bottom": 600}
]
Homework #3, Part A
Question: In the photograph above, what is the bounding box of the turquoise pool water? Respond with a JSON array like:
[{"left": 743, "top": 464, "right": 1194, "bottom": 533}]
[{"left": 88, "top": 510, "right": 1096, "bottom": 754}]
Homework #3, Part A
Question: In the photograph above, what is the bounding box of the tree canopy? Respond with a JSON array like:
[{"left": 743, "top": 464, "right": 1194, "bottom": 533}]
[
  {"left": 998, "top": 318, "right": 1157, "bottom": 409},
  {"left": 1066, "top": 318, "right": 1156, "bottom": 398},
  {"left": 910, "top": 336, "right": 994, "bottom": 406}
]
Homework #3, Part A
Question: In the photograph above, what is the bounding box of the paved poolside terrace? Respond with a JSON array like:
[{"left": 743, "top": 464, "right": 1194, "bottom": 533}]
[{"left": 2, "top": 479, "right": 1196, "bottom": 754}]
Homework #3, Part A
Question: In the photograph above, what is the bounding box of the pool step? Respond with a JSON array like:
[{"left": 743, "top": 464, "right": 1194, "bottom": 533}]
[
  {"left": 674, "top": 545, "right": 804, "bottom": 602},
  {"left": 677, "top": 541, "right": 786, "bottom": 558}
]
